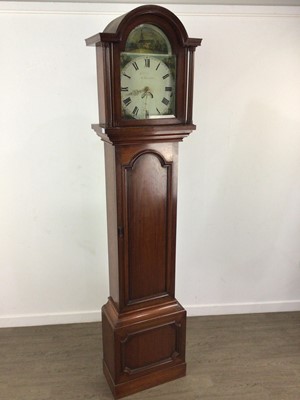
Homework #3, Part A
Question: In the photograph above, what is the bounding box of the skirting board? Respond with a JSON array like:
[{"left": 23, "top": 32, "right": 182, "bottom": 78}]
[
  {"left": 1, "top": 301, "right": 299, "bottom": 328},
  {"left": 0, "top": 311, "right": 101, "bottom": 328},
  {"left": 185, "top": 300, "right": 300, "bottom": 317}
]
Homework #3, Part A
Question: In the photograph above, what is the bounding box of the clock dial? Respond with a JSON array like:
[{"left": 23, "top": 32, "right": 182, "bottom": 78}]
[{"left": 121, "top": 56, "right": 175, "bottom": 120}]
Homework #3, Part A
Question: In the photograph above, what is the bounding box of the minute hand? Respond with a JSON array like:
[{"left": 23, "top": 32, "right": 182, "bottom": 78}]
[
  {"left": 141, "top": 90, "right": 153, "bottom": 99},
  {"left": 128, "top": 86, "right": 152, "bottom": 97},
  {"left": 128, "top": 88, "right": 146, "bottom": 96}
]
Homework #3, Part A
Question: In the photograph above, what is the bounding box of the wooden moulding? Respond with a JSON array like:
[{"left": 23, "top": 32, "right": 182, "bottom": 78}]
[{"left": 91, "top": 123, "right": 197, "bottom": 145}]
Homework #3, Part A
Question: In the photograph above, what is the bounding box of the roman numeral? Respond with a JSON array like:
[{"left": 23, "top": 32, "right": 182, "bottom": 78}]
[
  {"left": 132, "top": 106, "right": 139, "bottom": 116},
  {"left": 122, "top": 73, "right": 131, "bottom": 79},
  {"left": 162, "top": 73, "right": 170, "bottom": 80},
  {"left": 123, "top": 97, "right": 132, "bottom": 107},
  {"left": 156, "top": 107, "right": 161, "bottom": 114},
  {"left": 165, "top": 87, "right": 172, "bottom": 91},
  {"left": 156, "top": 63, "right": 161, "bottom": 70},
  {"left": 132, "top": 62, "right": 139, "bottom": 70},
  {"left": 145, "top": 58, "right": 150, "bottom": 68},
  {"left": 121, "top": 87, "right": 128, "bottom": 92},
  {"left": 162, "top": 97, "right": 169, "bottom": 106}
]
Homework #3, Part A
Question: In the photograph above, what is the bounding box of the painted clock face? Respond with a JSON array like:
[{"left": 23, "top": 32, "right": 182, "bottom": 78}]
[
  {"left": 120, "top": 24, "right": 176, "bottom": 120},
  {"left": 121, "top": 56, "right": 175, "bottom": 120}
]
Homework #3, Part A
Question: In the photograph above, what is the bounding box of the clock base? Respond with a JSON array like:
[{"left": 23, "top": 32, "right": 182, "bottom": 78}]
[
  {"left": 102, "top": 298, "right": 187, "bottom": 399},
  {"left": 103, "top": 359, "right": 186, "bottom": 399}
]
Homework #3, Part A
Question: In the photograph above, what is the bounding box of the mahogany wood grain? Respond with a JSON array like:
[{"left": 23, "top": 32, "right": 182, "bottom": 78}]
[{"left": 126, "top": 152, "right": 168, "bottom": 301}]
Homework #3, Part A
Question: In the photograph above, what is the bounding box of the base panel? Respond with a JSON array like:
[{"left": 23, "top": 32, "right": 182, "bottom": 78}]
[{"left": 102, "top": 299, "right": 187, "bottom": 399}]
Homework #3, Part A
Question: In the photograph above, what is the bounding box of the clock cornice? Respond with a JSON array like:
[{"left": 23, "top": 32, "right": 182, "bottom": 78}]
[
  {"left": 85, "top": 5, "right": 202, "bottom": 49},
  {"left": 91, "top": 123, "right": 197, "bottom": 145}
]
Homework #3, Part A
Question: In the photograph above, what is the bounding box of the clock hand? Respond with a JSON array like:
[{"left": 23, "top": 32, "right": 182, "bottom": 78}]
[
  {"left": 141, "top": 87, "right": 153, "bottom": 99},
  {"left": 129, "top": 86, "right": 151, "bottom": 97},
  {"left": 143, "top": 88, "right": 149, "bottom": 118},
  {"left": 128, "top": 88, "right": 145, "bottom": 96}
]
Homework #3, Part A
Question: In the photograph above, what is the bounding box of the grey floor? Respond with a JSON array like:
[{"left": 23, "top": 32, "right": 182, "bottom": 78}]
[{"left": 1, "top": 312, "right": 300, "bottom": 400}]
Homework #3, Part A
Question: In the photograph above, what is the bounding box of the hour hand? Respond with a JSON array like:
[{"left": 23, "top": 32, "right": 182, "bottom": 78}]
[
  {"left": 128, "top": 88, "right": 145, "bottom": 96},
  {"left": 141, "top": 87, "right": 153, "bottom": 99},
  {"left": 128, "top": 88, "right": 146, "bottom": 97}
]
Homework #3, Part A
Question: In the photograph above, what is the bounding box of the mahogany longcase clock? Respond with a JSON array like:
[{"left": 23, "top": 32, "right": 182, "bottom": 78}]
[{"left": 86, "top": 5, "right": 201, "bottom": 399}]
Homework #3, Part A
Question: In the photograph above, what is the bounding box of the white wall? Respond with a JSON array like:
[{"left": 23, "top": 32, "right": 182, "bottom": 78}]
[{"left": 1, "top": 2, "right": 300, "bottom": 327}]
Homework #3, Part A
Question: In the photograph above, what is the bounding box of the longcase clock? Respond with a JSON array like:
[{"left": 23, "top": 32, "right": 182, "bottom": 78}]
[{"left": 86, "top": 5, "right": 201, "bottom": 399}]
